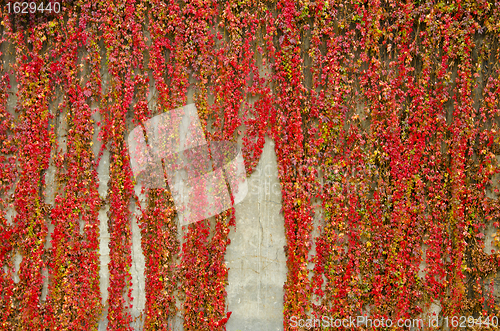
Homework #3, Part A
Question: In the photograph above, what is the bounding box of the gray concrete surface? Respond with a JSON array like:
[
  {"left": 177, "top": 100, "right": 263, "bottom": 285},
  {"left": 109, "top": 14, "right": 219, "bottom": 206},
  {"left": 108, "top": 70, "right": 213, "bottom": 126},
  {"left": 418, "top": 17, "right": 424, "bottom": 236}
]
[
  {"left": 1, "top": 42, "right": 499, "bottom": 329},
  {"left": 225, "top": 137, "right": 287, "bottom": 331},
  {"left": 93, "top": 125, "right": 286, "bottom": 330}
]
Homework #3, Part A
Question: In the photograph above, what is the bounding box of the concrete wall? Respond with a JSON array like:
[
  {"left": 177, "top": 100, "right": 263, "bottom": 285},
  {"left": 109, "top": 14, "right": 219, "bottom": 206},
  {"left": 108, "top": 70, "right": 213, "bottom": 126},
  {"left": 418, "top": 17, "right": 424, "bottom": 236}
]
[
  {"left": 92, "top": 135, "right": 287, "bottom": 331},
  {"left": 2, "top": 44, "right": 500, "bottom": 331},
  {"left": 0, "top": 43, "right": 288, "bottom": 327},
  {"left": 5, "top": 94, "right": 500, "bottom": 330},
  {"left": 225, "top": 137, "right": 287, "bottom": 331}
]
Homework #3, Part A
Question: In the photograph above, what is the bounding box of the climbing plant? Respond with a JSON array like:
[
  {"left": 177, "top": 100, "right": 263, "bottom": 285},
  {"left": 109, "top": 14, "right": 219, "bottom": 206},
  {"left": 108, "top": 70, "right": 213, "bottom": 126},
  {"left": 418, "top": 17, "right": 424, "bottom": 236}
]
[{"left": 0, "top": 0, "right": 500, "bottom": 330}]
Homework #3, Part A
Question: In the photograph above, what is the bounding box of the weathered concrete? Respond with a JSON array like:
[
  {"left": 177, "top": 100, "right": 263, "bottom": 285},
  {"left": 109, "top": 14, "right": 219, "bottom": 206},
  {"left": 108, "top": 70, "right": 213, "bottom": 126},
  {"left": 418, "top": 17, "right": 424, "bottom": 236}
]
[
  {"left": 93, "top": 127, "right": 286, "bottom": 330},
  {"left": 129, "top": 186, "right": 147, "bottom": 330},
  {"left": 225, "top": 137, "right": 287, "bottom": 331},
  {"left": 2, "top": 50, "right": 499, "bottom": 329}
]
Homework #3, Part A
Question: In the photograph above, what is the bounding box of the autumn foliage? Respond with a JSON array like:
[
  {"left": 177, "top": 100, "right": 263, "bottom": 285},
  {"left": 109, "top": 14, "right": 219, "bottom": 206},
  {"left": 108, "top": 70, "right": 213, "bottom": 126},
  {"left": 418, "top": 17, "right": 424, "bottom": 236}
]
[{"left": 1, "top": 0, "right": 500, "bottom": 330}]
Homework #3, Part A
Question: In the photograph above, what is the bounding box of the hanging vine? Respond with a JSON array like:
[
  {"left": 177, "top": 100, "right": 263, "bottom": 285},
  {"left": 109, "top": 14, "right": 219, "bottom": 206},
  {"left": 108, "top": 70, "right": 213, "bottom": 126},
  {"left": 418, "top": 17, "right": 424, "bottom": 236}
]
[{"left": 0, "top": 0, "right": 500, "bottom": 330}]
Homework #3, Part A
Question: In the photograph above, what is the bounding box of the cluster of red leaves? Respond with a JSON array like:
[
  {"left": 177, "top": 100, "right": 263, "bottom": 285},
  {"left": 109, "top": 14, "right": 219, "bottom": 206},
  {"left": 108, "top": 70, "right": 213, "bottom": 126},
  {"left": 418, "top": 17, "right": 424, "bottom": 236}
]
[
  {"left": 0, "top": 1, "right": 104, "bottom": 329},
  {"left": 302, "top": 0, "right": 500, "bottom": 328},
  {"left": 43, "top": 2, "right": 102, "bottom": 328},
  {"left": 96, "top": 0, "right": 139, "bottom": 328},
  {"left": 0, "top": 20, "right": 17, "bottom": 328},
  {"left": 1, "top": 0, "right": 500, "bottom": 330}
]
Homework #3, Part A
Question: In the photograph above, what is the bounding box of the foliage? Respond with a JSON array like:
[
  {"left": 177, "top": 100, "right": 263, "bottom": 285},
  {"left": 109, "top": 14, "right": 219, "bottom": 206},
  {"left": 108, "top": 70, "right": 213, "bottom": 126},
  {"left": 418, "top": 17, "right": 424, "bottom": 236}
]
[{"left": 0, "top": 0, "right": 500, "bottom": 330}]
